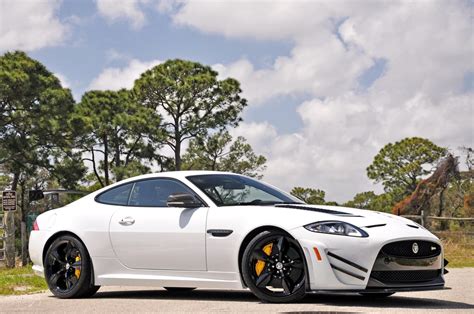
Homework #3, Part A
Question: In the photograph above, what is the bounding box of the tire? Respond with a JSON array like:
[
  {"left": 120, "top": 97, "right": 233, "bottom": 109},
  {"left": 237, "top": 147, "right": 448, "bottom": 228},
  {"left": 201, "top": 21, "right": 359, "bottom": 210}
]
[
  {"left": 164, "top": 287, "right": 196, "bottom": 292},
  {"left": 81, "top": 285, "right": 101, "bottom": 297},
  {"left": 359, "top": 292, "right": 395, "bottom": 298},
  {"left": 44, "top": 235, "right": 99, "bottom": 298},
  {"left": 241, "top": 230, "right": 307, "bottom": 303}
]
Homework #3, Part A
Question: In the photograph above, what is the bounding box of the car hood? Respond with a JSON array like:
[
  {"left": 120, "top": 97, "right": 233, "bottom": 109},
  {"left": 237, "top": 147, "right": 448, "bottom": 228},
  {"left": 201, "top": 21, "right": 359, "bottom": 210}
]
[{"left": 272, "top": 203, "right": 420, "bottom": 229}]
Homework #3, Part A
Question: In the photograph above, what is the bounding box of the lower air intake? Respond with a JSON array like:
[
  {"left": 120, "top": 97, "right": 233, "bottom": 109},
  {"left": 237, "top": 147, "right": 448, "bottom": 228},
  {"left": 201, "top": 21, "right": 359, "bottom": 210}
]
[{"left": 370, "top": 270, "right": 441, "bottom": 283}]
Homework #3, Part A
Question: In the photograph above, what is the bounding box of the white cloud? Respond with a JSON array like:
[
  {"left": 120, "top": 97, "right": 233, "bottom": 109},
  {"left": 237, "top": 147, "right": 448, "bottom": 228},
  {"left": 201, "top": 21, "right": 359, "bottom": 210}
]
[
  {"left": 105, "top": 48, "right": 132, "bottom": 63},
  {"left": 88, "top": 58, "right": 161, "bottom": 91},
  {"left": 54, "top": 72, "right": 71, "bottom": 88},
  {"left": 96, "top": 0, "right": 150, "bottom": 29},
  {"left": 235, "top": 91, "right": 473, "bottom": 201},
  {"left": 0, "top": 0, "right": 68, "bottom": 52},
  {"left": 164, "top": 0, "right": 473, "bottom": 202}
]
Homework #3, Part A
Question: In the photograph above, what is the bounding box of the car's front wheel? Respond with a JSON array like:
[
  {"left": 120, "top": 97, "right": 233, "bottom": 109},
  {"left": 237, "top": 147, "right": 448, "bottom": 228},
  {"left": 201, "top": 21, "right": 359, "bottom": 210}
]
[
  {"left": 241, "top": 230, "right": 307, "bottom": 303},
  {"left": 44, "top": 235, "right": 99, "bottom": 298}
]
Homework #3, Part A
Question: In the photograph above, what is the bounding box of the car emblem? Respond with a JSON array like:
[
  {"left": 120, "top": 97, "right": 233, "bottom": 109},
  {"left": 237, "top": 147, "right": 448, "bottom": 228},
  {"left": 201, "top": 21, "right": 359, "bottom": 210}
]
[
  {"left": 412, "top": 242, "right": 419, "bottom": 254},
  {"left": 431, "top": 246, "right": 437, "bottom": 251}
]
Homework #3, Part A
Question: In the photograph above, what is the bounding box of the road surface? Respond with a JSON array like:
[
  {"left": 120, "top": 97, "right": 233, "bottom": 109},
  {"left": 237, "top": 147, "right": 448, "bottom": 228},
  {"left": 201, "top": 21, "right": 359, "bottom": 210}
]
[{"left": 1, "top": 268, "right": 473, "bottom": 313}]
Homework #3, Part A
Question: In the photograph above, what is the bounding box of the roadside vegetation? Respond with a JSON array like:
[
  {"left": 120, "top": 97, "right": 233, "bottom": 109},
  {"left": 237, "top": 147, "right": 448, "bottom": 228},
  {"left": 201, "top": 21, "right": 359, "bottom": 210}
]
[
  {"left": 439, "top": 232, "right": 474, "bottom": 268},
  {"left": 0, "top": 267, "right": 47, "bottom": 295}
]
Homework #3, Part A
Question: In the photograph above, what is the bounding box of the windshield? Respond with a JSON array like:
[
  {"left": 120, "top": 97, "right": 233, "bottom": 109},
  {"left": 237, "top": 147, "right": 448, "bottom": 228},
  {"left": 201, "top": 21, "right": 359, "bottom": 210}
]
[{"left": 187, "top": 174, "right": 303, "bottom": 206}]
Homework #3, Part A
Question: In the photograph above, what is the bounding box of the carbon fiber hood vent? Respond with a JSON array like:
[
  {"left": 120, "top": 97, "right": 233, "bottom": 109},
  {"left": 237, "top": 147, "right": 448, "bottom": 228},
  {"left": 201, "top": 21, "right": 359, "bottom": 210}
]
[{"left": 274, "top": 204, "right": 363, "bottom": 217}]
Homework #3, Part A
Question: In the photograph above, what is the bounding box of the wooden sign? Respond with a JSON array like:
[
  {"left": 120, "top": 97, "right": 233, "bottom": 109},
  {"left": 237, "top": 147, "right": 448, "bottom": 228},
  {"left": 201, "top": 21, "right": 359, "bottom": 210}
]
[{"left": 2, "top": 191, "right": 16, "bottom": 212}]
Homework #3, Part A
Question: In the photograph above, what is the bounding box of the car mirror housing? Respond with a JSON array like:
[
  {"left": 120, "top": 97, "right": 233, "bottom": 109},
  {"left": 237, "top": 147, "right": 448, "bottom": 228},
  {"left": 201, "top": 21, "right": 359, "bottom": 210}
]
[{"left": 167, "top": 193, "right": 202, "bottom": 208}]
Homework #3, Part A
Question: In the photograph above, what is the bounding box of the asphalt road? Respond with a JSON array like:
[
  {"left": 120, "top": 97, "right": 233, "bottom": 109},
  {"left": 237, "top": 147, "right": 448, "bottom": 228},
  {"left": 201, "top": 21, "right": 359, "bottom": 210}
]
[{"left": 0, "top": 268, "right": 473, "bottom": 313}]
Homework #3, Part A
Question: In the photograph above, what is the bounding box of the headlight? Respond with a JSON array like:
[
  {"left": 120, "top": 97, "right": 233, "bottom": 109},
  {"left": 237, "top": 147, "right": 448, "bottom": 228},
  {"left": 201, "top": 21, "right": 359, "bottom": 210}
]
[{"left": 304, "top": 221, "right": 368, "bottom": 238}]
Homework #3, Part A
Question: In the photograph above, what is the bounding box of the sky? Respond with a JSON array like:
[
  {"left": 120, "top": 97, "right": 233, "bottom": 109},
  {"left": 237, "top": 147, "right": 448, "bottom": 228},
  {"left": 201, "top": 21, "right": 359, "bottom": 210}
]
[{"left": 0, "top": 0, "right": 473, "bottom": 202}]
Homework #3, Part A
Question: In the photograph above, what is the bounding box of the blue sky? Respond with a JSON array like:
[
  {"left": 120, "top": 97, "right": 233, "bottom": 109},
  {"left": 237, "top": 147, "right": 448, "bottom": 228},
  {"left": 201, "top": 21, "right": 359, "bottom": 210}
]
[{"left": 1, "top": 0, "right": 472, "bottom": 201}]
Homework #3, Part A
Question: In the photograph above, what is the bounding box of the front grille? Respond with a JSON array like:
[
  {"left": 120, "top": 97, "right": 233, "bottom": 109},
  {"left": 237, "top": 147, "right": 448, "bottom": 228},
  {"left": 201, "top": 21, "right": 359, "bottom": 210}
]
[
  {"left": 381, "top": 240, "right": 441, "bottom": 258},
  {"left": 371, "top": 270, "right": 441, "bottom": 283}
]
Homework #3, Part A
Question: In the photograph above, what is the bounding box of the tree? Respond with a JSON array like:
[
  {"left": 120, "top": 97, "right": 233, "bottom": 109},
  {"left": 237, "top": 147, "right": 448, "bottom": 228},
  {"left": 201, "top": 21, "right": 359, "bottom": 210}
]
[
  {"left": 459, "top": 146, "right": 473, "bottom": 171},
  {"left": 345, "top": 191, "right": 377, "bottom": 209},
  {"left": 344, "top": 191, "right": 393, "bottom": 212},
  {"left": 290, "top": 187, "right": 326, "bottom": 204},
  {"left": 0, "top": 51, "right": 80, "bottom": 192},
  {"left": 392, "top": 154, "right": 459, "bottom": 217},
  {"left": 367, "top": 137, "right": 447, "bottom": 201},
  {"left": 73, "top": 89, "right": 162, "bottom": 187},
  {"left": 134, "top": 59, "right": 247, "bottom": 170},
  {"left": 182, "top": 130, "right": 266, "bottom": 178}
]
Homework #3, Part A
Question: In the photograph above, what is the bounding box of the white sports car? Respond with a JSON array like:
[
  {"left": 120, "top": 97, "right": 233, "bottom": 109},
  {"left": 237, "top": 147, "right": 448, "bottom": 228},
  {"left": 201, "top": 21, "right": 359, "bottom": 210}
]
[{"left": 29, "top": 171, "right": 447, "bottom": 303}]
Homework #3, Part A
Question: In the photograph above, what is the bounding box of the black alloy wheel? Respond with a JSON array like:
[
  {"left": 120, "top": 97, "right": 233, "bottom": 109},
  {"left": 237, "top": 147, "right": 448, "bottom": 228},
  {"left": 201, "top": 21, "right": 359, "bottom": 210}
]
[
  {"left": 44, "top": 235, "right": 99, "bottom": 298},
  {"left": 242, "top": 231, "right": 307, "bottom": 303}
]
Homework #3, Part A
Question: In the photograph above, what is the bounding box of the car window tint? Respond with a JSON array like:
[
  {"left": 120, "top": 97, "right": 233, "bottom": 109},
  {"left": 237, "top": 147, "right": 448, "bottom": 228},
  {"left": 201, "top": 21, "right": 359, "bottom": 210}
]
[
  {"left": 128, "top": 179, "right": 193, "bottom": 207},
  {"left": 96, "top": 183, "right": 133, "bottom": 205},
  {"left": 187, "top": 174, "right": 302, "bottom": 206}
]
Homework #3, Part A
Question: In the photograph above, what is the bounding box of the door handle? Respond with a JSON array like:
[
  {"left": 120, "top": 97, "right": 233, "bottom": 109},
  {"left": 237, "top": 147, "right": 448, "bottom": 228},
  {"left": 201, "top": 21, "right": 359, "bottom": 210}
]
[{"left": 119, "top": 217, "right": 135, "bottom": 226}]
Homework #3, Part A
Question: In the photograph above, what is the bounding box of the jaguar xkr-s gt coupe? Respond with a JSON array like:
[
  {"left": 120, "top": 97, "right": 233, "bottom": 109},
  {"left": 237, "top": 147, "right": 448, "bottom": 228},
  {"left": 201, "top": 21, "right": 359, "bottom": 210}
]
[{"left": 29, "top": 171, "right": 447, "bottom": 303}]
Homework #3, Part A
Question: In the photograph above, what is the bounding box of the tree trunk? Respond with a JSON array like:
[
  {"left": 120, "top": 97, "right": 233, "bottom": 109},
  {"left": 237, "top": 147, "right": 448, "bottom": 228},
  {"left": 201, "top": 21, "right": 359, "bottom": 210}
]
[
  {"left": 19, "top": 180, "right": 26, "bottom": 223},
  {"left": 11, "top": 171, "right": 20, "bottom": 191},
  {"left": 114, "top": 140, "right": 122, "bottom": 181},
  {"left": 438, "top": 187, "right": 448, "bottom": 230},
  {"left": 103, "top": 135, "right": 109, "bottom": 185},
  {"left": 91, "top": 148, "right": 104, "bottom": 187},
  {"left": 174, "top": 121, "right": 181, "bottom": 171},
  {"left": 175, "top": 142, "right": 181, "bottom": 171}
]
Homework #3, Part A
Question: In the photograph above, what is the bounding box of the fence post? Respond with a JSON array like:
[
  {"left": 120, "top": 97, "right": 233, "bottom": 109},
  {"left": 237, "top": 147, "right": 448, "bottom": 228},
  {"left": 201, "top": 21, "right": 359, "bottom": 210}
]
[
  {"left": 421, "top": 210, "right": 425, "bottom": 227},
  {"left": 21, "top": 222, "right": 27, "bottom": 266}
]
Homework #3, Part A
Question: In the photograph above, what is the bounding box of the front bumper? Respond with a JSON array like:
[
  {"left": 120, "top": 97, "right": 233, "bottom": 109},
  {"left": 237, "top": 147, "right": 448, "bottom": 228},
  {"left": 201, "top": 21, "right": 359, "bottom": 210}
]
[{"left": 291, "top": 224, "right": 446, "bottom": 292}]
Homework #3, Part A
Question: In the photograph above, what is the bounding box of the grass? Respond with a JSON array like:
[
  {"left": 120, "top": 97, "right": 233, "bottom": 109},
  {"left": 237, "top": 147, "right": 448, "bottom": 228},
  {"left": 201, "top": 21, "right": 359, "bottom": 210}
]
[
  {"left": 438, "top": 232, "right": 474, "bottom": 268},
  {"left": 0, "top": 266, "right": 47, "bottom": 295}
]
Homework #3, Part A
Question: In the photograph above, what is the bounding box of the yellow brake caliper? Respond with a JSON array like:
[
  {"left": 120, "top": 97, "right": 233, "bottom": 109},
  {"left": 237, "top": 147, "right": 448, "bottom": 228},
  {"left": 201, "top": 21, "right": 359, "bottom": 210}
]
[
  {"left": 255, "top": 243, "right": 273, "bottom": 276},
  {"left": 74, "top": 255, "right": 81, "bottom": 278}
]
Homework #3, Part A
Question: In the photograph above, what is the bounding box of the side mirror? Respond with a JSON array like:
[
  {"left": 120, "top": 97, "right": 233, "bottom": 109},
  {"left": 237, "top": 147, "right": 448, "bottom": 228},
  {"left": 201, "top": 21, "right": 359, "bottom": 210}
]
[{"left": 167, "top": 193, "right": 202, "bottom": 208}]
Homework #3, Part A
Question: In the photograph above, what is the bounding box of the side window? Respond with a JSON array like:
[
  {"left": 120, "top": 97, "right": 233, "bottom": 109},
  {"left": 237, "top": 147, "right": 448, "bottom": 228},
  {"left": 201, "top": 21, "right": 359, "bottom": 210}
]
[
  {"left": 129, "top": 179, "right": 194, "bottom": 207},
  {"left": 96, "top": 183, "right": 133, "bottom": 205}
]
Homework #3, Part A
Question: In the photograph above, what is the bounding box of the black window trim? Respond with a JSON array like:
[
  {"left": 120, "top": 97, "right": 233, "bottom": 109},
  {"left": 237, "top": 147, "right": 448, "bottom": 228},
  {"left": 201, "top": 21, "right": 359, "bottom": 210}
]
[{"left": 94, "top": 177, "right": 208, "bottom": 208}]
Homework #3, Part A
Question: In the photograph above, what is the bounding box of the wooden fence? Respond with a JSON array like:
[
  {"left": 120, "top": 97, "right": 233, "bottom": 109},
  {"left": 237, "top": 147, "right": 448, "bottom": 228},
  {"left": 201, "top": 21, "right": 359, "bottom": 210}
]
[{"left": 402, "top": 210, "right": 474, "bottom": 227}]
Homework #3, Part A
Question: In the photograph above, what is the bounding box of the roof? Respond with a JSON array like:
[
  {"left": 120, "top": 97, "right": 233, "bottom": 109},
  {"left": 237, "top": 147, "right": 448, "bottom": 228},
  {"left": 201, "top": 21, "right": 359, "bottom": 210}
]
[{"left": 110, "top": 170, "right": 239, "bottom": 185}]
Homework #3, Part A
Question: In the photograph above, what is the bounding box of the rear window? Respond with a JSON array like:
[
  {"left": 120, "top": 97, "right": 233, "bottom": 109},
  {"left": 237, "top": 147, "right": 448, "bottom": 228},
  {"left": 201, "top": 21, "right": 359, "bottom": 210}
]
[{"left": 96, "top": 183, "right": 133, "bottom": 205}]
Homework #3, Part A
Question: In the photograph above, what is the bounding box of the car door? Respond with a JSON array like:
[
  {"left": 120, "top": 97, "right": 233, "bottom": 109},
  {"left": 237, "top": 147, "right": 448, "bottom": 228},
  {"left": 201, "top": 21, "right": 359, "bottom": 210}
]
[{"left": 109, "top": 178, "right": 208, "bottom": 271}]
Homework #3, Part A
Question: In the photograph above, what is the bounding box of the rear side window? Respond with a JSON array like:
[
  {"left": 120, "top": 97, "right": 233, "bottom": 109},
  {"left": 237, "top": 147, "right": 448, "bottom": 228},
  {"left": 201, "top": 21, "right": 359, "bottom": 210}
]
[
  {"left": 128, "top": 179, "right": 193, "bottom": 207},
  {"left": 96, "top": 183, "right": 133, "bottom": 205}
]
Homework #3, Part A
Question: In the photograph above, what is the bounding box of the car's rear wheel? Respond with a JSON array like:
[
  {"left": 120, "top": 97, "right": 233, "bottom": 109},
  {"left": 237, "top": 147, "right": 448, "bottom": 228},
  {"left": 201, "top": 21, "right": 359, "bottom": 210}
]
[
  {"left": 242, "top": 230, "right": 307, "bottom": 303},
  {"left": 44, "top": 235, "right": 99, "bottom": 298}
]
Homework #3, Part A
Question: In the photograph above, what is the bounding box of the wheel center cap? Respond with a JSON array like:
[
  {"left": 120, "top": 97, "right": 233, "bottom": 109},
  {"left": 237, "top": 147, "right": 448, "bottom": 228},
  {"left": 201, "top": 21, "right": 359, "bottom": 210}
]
[
  {"left": 275, "top": 262, "right": 283, "bottom": 270},
  {"left": 65, "top": 263, "right": 70, "bottom": 270}
]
